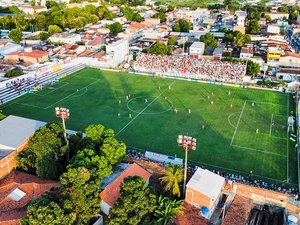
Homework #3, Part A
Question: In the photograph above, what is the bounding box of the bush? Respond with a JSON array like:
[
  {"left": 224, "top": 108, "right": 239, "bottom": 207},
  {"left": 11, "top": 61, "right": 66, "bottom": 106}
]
[{"left": 5, "top": 68, "right": 23, "bottom": 78}]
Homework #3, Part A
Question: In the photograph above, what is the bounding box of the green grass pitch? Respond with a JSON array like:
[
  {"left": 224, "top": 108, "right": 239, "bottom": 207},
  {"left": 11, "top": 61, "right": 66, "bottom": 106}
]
[{"left": 1, "top": 68, "right": 297, "bottom": 185}]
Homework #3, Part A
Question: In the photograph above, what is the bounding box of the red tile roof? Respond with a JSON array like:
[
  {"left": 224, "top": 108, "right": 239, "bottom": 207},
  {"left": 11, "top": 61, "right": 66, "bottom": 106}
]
[
  {"left": 281, "top": 51, "right": 300, "bottom": 59},
  {"left": 6, "top": 50, "right": 48, "bottom": 59},
  {"left": 99, "top": 163, "right": 151, "bottom": 207},
  {"left": 0, "top": 171, "right": 58, "bottom": 224},
  {"left": 222, "top": 195, "right": 252, "bottom": 225},
  {"left": 87, "top": 37, "right": 105, "bottom": 46},
  {"left": 172, "top": 202, "right": 208, "bottom": 225}
]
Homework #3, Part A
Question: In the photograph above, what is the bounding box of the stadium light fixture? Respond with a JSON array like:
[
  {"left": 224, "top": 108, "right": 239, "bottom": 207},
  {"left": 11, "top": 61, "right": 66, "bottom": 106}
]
[
  {"left": 55, "top": 107, "right": 70, "bottom": 144},
  {"left": 177, "top": 135, "right": 196, "bottom": 196}
]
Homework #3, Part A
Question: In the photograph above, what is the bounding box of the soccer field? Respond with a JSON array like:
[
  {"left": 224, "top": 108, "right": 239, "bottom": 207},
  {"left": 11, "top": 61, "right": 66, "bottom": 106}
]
[{"left": 1, "top": 68, "right": 298, "bottom": 185}]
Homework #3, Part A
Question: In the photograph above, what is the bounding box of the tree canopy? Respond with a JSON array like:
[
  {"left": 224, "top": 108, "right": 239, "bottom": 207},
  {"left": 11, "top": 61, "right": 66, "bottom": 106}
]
[
  {"left": 108, "top": 176, "right": 157, "bottom": 225},
  {"left": 247, "top": 60, "right": 261, "bottom": 76},
  {"left": 172, "top": 19, "right": 191, "bottom": 32},
  {"left": 109, "top": 22, "right": 123, "bottom": 34},
  {"left": 8, "top": 28, "right": 22, "bottom": 44},
  {"left": 160, "top": 165, "right": 183, "bottom": 197},
  {"left": 200, "top": 33, "right": 218, "bottom": 48},
  {"left": 148, "top": 41, "right": 172, "bottom": 55}
]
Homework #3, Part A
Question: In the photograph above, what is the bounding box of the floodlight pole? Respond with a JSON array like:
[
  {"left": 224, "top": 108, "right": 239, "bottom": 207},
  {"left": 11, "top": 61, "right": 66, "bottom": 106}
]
[
  {"left": 177, "top": 135, "right": 196, "bottom": 196},
  {"left": 55, "top": 107, "right": 70, "bottom": 145}
]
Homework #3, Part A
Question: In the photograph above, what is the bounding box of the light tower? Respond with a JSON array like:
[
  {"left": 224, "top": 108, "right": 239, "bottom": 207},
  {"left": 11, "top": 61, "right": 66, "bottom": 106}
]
[
  {"left": 177, "top": 135, "right": 196, "bottom": 196},
  {"left": 55, "top": 107, "right": 70, "bottom": 144}
]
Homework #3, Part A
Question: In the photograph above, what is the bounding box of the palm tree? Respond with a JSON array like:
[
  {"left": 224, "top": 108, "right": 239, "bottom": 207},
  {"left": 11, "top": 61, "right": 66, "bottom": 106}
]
[
  {"left": 160, "top": 165, "right": 183, "bottom": 197},
  {"left": 155, "top": 196, "right": 184, "bottom": 225}
]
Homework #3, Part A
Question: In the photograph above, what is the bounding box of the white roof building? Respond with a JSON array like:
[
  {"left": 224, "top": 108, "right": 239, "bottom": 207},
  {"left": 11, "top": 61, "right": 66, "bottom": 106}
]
[{"left": 186, "top": 168, "right": 225, "bottom": 218}]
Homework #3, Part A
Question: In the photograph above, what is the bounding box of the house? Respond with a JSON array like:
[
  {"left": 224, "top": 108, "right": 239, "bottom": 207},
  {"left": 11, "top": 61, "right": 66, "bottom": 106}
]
[
  {"left": 267, "top": 47, "right": 281, "bottom": 61},
  {"left": 86, "top": 37, "right": 106, "bottom": 50},
  {"left": 267, "top": 25, "right": 280, "bottom": 34},
  {"left": 185, "top": 168, "right": 225, "bottom": 219},
  {"left": 279, "top": 51, "right": 300, "bottom": 68},
  {"left": 276, "top": 68, "right": 300, "bottom": 81},
  {"left": 105, "top": 38, "right": 129, "bottom": 66},
  {"left": 5, "top": 48, "right": 48, "bottom": 64},
  {"left": 233, "top": 26, "right": 246, "bottom": 34},
  {"left": 19, "top": 5, "right": 47, "bottom": 15},
  {"left": 0, "top": 43, "right": 22, "bottom": 56},
  {"left": 240, "top": 45, "right": 254, "bottom": 60},
  {"left": 234, "top": 11, "right": 247, "bottom": 27},
  {"left": 189, "top": 42, "right": 205, "bottom": 58},
  {"left": 259, "top": 18, "right": 267, "bottom": 26},
  {"left": 100, "top": 163, "right": 151, "bottom": 215},
  {"left": 0, "top": 171, "right": 58, "bottom": 225},
  {"left": 49, "top": 33, "right": 81, "bottom": 44},
  {"left": 264, "top": 12, "right": 289, "bottom": 20}
]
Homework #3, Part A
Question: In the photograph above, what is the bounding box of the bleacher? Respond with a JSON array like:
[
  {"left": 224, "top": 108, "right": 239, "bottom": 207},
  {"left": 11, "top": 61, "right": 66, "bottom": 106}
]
[{"left": 0, "top": 64, "right": 85, "bottom": 104}]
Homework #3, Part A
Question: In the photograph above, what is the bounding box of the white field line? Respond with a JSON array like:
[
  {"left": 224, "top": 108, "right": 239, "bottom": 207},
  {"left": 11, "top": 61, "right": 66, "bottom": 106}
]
[
  {"left": 33, "top": 82, "right": 69, "bottom": 97},
  {"left": 44, "top": 79, "right": 99, "bottom": 109},
  {"left": 286, "top": 94, "right": 289, "bottom": 182},
  {"left": 269, "top": 113, "right": 274, "bottom": 137},
  {"left": 231, "top": 144, "right": 287, "bottom": 157},
  {"left": 250, "top": 101, "right": 286, "bottom": 107},
  {"left": 230, "top": 100, "right": 247, "bottom": 146},
  {"left": 116, "top": 81, "right": 175, "bottom": 136}
]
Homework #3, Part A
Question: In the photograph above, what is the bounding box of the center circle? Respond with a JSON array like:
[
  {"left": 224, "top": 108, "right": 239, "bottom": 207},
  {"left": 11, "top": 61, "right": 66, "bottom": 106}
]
[{"left": 127, "top": 96, "right": 173, "bottom": 114}]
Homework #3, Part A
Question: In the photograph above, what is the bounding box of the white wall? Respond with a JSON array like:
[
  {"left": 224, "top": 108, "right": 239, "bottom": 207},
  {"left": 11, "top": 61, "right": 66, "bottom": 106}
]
[{"left": 100, "top": 200, "right": 111, "bottom": 216}]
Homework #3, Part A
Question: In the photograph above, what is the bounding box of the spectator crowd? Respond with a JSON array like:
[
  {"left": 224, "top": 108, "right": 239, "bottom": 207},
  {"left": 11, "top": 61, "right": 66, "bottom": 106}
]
[
  {"left": 134, "top": 53, "right": 247, "bottom": 84},
  {"left": 126, "top": 149, "right": 299, "bottom": 198}
]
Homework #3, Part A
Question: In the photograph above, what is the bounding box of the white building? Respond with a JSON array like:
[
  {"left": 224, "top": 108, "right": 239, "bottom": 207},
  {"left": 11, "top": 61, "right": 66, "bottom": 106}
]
[
  {"left": 106, "top": 38, "right": 129, "bottom": 66},
  {"left": 49, "top": 33, "right": 81, "bottom": 44},
  {"left": 189, "top": 42, "right": 205, "bottom": 58},
  {"left": 240, "top": 45, "right": 254, "bottom": 60},
  {"left": 19, "top": 5, "right": 47, "bottom": 15},
  {"left": 267, "top": 25, "right": 280, "bottom": 34},
  {"left": 279, "top": 51, "right": 300, "bottom": 68},
  {"left": 235, "top": 11, "right": 247, "bottom": 27},
  {"left": 0, "top": 43, "right": 22, "bottom": 56},
  {"left": 185, "top": 168, "right": 225, "bottom": 219}
]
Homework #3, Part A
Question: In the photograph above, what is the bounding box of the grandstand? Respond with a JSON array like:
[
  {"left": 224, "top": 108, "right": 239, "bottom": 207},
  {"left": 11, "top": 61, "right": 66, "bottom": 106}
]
[{"left": 0, "top": 63, "right": 85, "bottom": 104}]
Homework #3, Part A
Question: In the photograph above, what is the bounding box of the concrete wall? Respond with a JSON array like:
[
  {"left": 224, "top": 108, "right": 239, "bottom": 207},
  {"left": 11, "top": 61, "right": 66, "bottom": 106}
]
[
  {"left": 0, "top": 139, "right": 28, "bottom": 179},
  {"left": 100, "top": 200, "right": 111, "bottom": 216}
]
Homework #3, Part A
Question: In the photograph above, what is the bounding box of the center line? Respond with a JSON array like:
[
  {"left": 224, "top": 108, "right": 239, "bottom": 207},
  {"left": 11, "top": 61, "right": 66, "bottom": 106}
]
[{"left": 116, "top": 81, "right": 175, "bottom": 136}]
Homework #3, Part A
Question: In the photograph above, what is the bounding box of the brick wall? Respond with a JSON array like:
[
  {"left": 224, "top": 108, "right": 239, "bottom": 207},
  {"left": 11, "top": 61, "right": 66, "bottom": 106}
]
[
  {"left": 235, "top": 183, "right": 288, "bottom": 207},
  {"left": 186, "top": 187, "right": 212, "bottom": 209}
]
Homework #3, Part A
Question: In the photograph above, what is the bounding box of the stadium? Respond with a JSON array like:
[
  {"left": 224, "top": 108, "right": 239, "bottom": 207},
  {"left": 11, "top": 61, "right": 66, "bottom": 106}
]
[{"left": 0, "top": 66, "right": 298, "bottom": 187}]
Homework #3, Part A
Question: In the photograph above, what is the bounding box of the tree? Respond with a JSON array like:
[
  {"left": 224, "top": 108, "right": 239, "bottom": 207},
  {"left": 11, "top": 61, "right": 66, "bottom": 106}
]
[
  {"left": 39, "top": 31, "right": 50, "bottom": 41},
  {"left": 100, "top": 135, "right": 126, "bottom": 165},
  {"left": 108, "top": 176, "right": 156, "bottom": 225},
  {"left": 200, "top": 33, "right": 218, "bottom": 48},
  {"left": 36, "top": 14, "right": 46, "bottom": 30},
  {"left": 173, "top": 23, "right": 180, "bottom": 32},
  {"left": 132, "top": 13, "right": 142, "bottom": 22},
  {"left": 154, "top": 196, "right": 184, "bottom": 225},
  {"left": 265, "top": 14, "right": 271, "bottom": 22},
  {"left": 148, "top": 41, "right": 172, "bottom": 55},
  {"left": 160, "top": 165, "right": 183, "bottom": 197},
  {"left": 8, "top": 28, "right": 22, "bottom": 44},
  {"left": 233, "top": 32, "right": 251, "bottom": 48},
  {"left": 59, "top": 167, "right": 102, "bottom": 225},
  {"left": 0, "top": 111, "right": 5, "bottom": 121},
  {"left": 85, "top": 124, "right": 105, "bottom": 147},
  {"left": 16, "top": 123, "right": 67, "bottom": 179},
  {"left": 247, "top": 60, "right": 261, "bottom": 76},
  {"left": 109, "top": 22, "right": 123, "bottom": 34},
  {"left": 5, "top": 68, "right": 23, "bottom": 77},
  {"left": 20, "top": 195, "right": 76, "bottom": 225},
  {"left": 153, "top": 12, "right": 166, "bottom": 22},
  {"left": 168, "top": 37, "right": 177, "bottom": 45},
  {"left": 246, "top": 20, "right": 260, "bottom": 34},
  {"left": 48, "top": 25, "right": 62, "bottom": 35},
  {"left": 178, "top": 19, "right": 191, "bottom": 32}
]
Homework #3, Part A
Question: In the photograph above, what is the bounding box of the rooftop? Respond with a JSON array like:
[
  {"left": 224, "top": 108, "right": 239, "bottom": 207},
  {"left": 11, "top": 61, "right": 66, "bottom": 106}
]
[
  {"left": 0, "top": 171, "right": 58, "bottom": 224},
  {"left": 281, "top": 51, "right": 300, "bottom": 59},
  {"left": 99, "top": 163, "right": 151, "bottom": 207},
  {"left": 172, "top": 202, "right": 208, "bottom": 225},
  {"left": 186, "top": 168, "right": 225, "bottom": 201},
  {"left": 222, "top": 195, "right": 252, "bottom": 225},
  {"left": 6, "top": 50, "right": 48, "bottom": 59}
]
